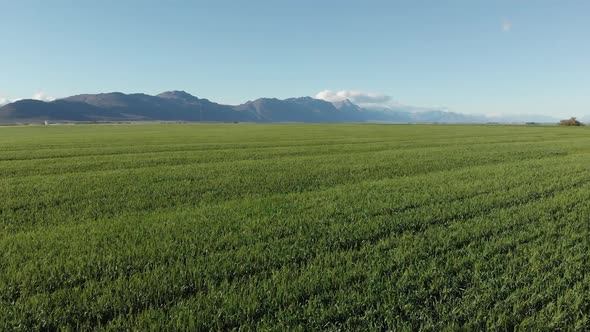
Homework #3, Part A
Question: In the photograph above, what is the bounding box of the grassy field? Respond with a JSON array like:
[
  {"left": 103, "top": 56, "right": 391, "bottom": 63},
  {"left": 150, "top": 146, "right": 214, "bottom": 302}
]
[{"left": 1, "top": 123, "right": 589, "bottom": 330}]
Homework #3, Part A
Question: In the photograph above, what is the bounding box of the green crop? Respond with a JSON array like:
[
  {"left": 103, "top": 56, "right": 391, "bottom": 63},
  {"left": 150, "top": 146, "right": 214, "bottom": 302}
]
[{"left": 1, "top": 123, "right": 589, "bottom": 331}]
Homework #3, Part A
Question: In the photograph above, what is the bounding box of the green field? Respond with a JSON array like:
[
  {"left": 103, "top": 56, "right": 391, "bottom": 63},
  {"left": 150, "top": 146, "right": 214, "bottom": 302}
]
[{"left": 1, "top": 123, "right": 589, "bottom": 330}]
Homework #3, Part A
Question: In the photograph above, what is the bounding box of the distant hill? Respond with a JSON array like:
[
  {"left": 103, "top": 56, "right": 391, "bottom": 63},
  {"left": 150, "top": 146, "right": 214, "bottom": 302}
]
[
  {"left": 61, "top": 91, "right": 254, "bottom": 122},
  {"left": 0, "top": 90, "right": 558, "bottom": 124},
  {"left": 0, "top": 99, "right": 117, "bottom": 122},
  {"left": 234, "top": 97, "right": 345, "bottom": 122},
  {"left": 1, "top": 91, "right": 256, "bottom": 123}
]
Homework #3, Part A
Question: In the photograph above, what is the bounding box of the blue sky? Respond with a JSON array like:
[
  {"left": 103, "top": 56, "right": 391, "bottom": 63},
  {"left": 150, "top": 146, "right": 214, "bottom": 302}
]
[{"left": 1, "top": 0, "right": 589, "bottom": 117}]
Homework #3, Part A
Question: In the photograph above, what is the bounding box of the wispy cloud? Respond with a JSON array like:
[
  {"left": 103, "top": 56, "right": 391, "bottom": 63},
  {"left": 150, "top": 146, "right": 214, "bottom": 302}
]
[
  {"left": 32, "top": 91, "right": 56, "bottom": 102},
  {"left": 502, "top": 19, "right": 512, "bottom": 32},
  {"left": 315, "top": 90, "right": 392, "bottom": 105},
  {"left": 0, "top": 91, "right": 56, "bottom": 106},
  {"left": 315, "top": 89, "right": 447, "bottom": 114}
]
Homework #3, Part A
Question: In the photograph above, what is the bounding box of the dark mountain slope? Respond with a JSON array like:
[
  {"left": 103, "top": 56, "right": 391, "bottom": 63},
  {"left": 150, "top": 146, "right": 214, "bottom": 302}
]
[
  {"left": 0, "top": 99, "right": 125, "bottom": 123},
  {"left": 157, "top": 91, "right": 256, "bottom": 121},
  {"left": 0, "top": 91, "right": 501, "bottom": 124},
  {"left": 234, "top": 97, "right": 347, "bottom": 122},
  {"left": 0, "top": 92, "right": 252, "bottom": 123}
]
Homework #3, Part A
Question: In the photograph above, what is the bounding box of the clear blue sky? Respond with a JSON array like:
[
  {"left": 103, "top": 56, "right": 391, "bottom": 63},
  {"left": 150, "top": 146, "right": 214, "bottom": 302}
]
[{"left": 2, "top": 0, "right": 589, "bottom": 116}]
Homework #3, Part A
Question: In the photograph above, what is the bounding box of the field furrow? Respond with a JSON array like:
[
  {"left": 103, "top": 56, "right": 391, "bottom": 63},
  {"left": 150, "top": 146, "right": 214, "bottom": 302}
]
[{"left": 0, "top": 124, "right": 588, "bottom": 330}]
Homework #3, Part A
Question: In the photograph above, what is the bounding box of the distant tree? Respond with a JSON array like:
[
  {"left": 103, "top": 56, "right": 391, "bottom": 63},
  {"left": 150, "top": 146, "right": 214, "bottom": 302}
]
[{"left": 559, "top": 117, "right": 584, "bottom": 126}]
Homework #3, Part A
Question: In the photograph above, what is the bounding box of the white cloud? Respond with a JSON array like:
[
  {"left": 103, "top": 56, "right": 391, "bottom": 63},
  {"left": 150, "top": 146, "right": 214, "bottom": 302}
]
[
  {"left": 32, "top": 91, "right": 56, "bottom": 102},
  {"left": 315, "top": 90, "right": 392, "bottom": 105},
  {"left": 0, "top": 92, "right": 56, "bottom": 106},
  {"left": 315, "top": 89, "right": 448, "bottom": 114},
  {"left": 502, "top": 20, "right": 512, "bottom": 32}
]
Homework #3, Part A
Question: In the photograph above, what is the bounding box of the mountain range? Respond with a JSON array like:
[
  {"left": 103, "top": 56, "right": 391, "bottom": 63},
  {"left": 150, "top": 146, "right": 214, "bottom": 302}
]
[{"left": 0, "top": 91, "right": 562, "bottom": 124}]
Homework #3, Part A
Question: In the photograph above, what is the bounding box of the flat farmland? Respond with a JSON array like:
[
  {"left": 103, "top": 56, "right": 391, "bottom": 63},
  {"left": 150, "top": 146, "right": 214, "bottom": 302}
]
[{"left": 1, "top": 124, "right": 589, "bottom": 330}]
